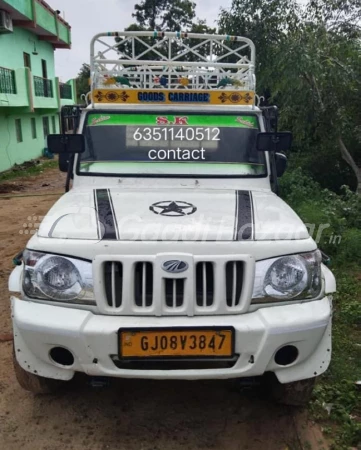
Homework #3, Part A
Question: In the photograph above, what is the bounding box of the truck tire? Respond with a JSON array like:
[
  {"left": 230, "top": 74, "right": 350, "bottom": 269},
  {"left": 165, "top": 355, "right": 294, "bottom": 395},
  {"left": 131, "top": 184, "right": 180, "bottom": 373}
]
[
  {"left": 267, "top": 374, "right": 316, "bottom": 406},
  {"left": 13, "top": 347, "right": 65, "bottom": 394}
]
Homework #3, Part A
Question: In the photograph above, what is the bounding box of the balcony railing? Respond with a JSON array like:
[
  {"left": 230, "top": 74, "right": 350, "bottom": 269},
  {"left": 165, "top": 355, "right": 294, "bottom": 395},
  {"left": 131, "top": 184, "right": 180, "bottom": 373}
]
[
  {"left": 0, "top": 67, "right": 16, "bottom": 95},
  {"left": 34, "top": 76, "right": 53, "bottom": 98},
  {"left": 60, "top": 83, "right": 72, "bottom": 99}
]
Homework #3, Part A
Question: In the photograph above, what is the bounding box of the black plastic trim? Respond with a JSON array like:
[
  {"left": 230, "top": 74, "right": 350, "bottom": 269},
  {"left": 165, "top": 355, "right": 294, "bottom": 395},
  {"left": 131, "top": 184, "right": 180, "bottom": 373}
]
[{"left": 25, "top": 248, "right": 92, "bottom": 263}]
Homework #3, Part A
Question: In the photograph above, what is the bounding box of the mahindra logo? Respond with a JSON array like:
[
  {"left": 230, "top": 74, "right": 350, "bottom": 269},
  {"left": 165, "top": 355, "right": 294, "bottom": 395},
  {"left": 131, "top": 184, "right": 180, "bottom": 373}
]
[{"left": 162, "top": 260, "right": 189, "bottom": 274}]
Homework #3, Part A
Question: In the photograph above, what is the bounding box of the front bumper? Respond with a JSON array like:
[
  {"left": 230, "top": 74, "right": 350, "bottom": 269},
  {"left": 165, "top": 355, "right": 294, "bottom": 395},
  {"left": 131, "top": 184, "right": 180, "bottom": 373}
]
[{"left": 12, "top": 296, "right": 332, "bottom": 383}]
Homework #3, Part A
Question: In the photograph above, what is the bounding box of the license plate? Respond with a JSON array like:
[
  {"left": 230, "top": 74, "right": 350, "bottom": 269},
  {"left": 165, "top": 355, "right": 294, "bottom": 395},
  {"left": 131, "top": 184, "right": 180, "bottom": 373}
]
[{"left": 119, "top": 327, "right": 234, "bottom": 359}]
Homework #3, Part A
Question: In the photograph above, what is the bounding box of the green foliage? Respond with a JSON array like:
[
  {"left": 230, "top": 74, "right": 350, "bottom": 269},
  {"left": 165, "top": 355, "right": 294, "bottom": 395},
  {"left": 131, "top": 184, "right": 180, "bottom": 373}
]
[
  {"left": 116, "top": 2, "right": 215, "bottom": 61},
  {"left": 218, "top": 0, "right": 300, "bottom": 86},
  {"left": 338, "top": 228, "right": 361, "bottom": 265},
  {"left": 133, "top": 0, "right": 196, "bottom": 30},
  {"left": 280, "top": 167, "right": 361, "bottom": 447},
  {"left": 280, "top": 167, "right": 361, "bottom": 263},
  {"left": 75, "top": 63, "right": 90, "bottom": 103},
  {"left": 0, "top": 160, "right": 58, "bottom": 183},
  {"left": 115, "top": 23, "right": 151, "bottom": 60},
  {"left": 219, "top": 0, "right": 361, "bottom": 193},
  {"left": 310, "top": 270, "right": 361, "bottom": 449}
]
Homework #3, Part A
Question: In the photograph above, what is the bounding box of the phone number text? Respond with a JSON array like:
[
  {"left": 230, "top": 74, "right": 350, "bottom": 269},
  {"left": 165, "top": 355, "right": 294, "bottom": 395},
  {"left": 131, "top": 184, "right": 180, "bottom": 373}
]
[{"left": 133, "top": 127, "right": 220, "bottom": 142}]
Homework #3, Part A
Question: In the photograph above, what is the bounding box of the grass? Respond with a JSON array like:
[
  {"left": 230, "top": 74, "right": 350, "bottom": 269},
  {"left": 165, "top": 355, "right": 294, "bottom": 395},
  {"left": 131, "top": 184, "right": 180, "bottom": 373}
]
[
  {"left": 0, "top": 159, "right": 58, "bottom": 183},
  {"left": 309, "top": 266, "right": 361, "bottom": 449},
  {"left": 280, "top": 168, "right": 361, "bottom": 449}
]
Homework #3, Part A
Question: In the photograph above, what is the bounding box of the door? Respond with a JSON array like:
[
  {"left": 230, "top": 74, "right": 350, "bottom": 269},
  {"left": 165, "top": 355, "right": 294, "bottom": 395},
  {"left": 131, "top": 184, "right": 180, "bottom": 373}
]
[
  {"left": 41, "top": 59, "right": 48, "bottom": 78},
  {"left": 23, "top": 53, "right": 31, "bottom": 70},
  {"left": 43, "top": 117, "right": 49, "bottom": 139},
  {"left": 41, "top": 59, "right": 49, "bottom": 96}
]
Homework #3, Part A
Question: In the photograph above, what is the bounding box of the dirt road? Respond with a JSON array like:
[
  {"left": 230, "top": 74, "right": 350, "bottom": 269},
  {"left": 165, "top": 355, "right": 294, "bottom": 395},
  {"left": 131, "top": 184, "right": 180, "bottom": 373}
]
[{"left": 0, "top": 166, "right": 328, "bottom": 450}]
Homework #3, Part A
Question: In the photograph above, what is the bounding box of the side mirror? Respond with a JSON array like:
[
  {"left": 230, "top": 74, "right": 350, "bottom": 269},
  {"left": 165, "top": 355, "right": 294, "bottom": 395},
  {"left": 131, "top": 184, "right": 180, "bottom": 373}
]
[
  {"left": 275, "top": 153, "right": 287, "bottom": 177},
  {"left": 256, "top": 132, "right": 292, "bottom": 152},
  {"left": 47, "top": 134, "right": 85, "bottom": 154}
]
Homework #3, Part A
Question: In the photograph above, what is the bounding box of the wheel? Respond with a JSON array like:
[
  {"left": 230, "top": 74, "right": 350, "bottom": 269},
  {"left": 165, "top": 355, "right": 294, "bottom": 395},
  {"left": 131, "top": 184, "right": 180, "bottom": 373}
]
[
  {"left": 266, "top": 373, "right": 316, "bottom": 406},
  {"left": 13, "top": 346, "right": 65, "bottom": 394}
]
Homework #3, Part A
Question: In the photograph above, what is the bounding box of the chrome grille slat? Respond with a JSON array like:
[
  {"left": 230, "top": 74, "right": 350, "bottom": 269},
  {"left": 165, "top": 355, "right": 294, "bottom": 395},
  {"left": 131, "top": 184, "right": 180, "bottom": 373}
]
[
  {"left": 142, "top": 262, "right": 146, "bottom": 308},
  {"left": 104, "top": 261, "right": 123, "bottom": 308},
  {"left": 202, "top": 263, "right": 207, "bottom": 307},
  {"left": 196, "top": 262, "right": 214, "bottom": 308},
  {"left": 165, "top": 278, "right": 184, "bottom": 308},
  {"left": 226, "top": 261, "right": 244, "bottom": 308},
  {"left": 111, "top": 262, "right": 116, "bottom": 308},
  {"left": 134, "top": 262, "right": 153, "bottom": 308},
  {"left": 173, "top": 279, "right": 176, "bottom": 308},
  {"left": 232, "top": 262, "right": 237, "bottom": 308}
]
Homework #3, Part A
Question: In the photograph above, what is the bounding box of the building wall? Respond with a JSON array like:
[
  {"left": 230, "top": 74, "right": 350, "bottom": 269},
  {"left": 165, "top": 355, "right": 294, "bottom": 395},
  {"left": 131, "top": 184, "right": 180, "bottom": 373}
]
[
  {"left": 0, "top": 111, "right": 60, "bottom": 171},
  {"left": 2, "top": 0, "right": 72, "bottom": 47},
  {"left": 0, "top": 1, "right": 75, "bottom": 173},
  {"left": 0, "top": 27, "right": 55, "bottom": 79},
  {"left": 0, "top": 67, "right": 30, "bottom": 108},
  {"left": 4, "top": 0, "right": 33, "bottom": 18}
]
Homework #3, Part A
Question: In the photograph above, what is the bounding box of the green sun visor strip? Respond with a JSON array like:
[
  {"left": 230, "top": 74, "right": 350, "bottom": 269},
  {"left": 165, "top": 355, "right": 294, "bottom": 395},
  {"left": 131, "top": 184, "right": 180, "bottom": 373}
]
[
  {"left": 87, "top": 114, "right": 259, "bottom": 129},
  {"left": 79, "top": 161, "right": 265, "bottom": 175}
]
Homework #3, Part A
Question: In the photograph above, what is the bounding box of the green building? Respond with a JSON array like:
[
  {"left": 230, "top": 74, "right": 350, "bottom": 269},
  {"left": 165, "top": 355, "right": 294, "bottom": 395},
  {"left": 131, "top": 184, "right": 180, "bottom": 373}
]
[{"left": 0, "top": 0, "right": 76, "bottom": 172}]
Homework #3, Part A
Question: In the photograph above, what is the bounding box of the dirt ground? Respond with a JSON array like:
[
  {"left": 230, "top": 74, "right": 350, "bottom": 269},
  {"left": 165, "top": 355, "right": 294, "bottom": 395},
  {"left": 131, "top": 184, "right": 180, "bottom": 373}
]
[{"left": 0, "top": 166, "right": 329, "bottom": 450}]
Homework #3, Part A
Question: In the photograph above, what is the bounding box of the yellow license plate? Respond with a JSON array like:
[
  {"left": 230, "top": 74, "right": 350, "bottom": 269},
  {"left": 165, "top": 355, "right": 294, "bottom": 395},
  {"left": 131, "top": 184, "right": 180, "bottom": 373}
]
[{"left": 119, "top": 328, "right": 234, "bottom": 359}]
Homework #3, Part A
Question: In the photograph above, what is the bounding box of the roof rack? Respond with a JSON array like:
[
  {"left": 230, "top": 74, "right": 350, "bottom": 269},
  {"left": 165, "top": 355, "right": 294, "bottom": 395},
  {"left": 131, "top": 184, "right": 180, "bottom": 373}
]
[{"left": 90, "top": 31, "right": 256, "bottom": 108}]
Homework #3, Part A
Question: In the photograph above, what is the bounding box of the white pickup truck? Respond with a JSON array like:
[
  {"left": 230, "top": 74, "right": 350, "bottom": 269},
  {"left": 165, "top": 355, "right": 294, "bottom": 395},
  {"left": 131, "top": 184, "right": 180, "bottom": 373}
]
[{"left": 9, "top": 32, "right": 336, "bottom": 405}]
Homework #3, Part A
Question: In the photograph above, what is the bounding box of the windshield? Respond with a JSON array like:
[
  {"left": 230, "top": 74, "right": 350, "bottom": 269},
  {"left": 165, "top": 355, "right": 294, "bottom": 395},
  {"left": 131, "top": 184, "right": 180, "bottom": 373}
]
[{"left": 79, "top": 112, "right": 266, "bottom": 177}]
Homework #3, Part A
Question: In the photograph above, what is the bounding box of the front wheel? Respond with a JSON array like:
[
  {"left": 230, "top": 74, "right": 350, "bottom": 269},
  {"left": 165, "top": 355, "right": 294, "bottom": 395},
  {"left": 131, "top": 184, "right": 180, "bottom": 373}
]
[
  {"left": 13, "top": 347, "right": 66, "bottom": 394},
  {"left": 266, "top": 374, "right": 316, "bottom": 406}
]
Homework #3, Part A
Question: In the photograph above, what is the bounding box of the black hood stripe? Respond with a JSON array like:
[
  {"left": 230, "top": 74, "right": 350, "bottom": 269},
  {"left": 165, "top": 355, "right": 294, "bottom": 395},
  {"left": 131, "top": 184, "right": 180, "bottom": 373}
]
[
  {"left": 234, "top": 190, "right": 254, "bottom": 240},
  {"left": 108, "top": 189, "right": 119, "bottom": 239},
  {"left": 94, "top": 189, "right": 118, "bottom": 240}
]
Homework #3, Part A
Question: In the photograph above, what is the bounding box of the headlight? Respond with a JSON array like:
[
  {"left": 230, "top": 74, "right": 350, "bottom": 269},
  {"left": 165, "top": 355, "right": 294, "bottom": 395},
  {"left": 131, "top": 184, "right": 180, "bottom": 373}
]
[
  {"left": 252, "top": 250, "right": 322, "bottom": 303},
  {"left": 23, "top": 250, "right": 95, "bottom": 305}
]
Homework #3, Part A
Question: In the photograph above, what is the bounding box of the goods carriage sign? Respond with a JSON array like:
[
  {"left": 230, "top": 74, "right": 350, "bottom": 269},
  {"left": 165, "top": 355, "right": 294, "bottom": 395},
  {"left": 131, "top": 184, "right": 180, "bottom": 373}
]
[{"left": 92, "top": 88, "right": 255, "bottom": 106}]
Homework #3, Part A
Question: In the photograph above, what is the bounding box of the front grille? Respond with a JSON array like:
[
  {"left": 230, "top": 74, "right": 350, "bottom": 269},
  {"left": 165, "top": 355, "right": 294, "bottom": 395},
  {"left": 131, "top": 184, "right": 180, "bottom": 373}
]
[
  {"left": 164, "top": 278, "right": 184, "bottom": 308},
  {"left": 225, "top": 261, "right": 244, "bottom": 307},
  {"left": 134, "top": 262, "right": 153, "bottom": 307},
  {"left": 196, "top": 262, "right": 214, "bottom": 307},
  {"left": 104, "top": 262, "right": 123, "bottom": 308},
  {"left": 97, "top": 255, "right": 251, "bottom": 316}
]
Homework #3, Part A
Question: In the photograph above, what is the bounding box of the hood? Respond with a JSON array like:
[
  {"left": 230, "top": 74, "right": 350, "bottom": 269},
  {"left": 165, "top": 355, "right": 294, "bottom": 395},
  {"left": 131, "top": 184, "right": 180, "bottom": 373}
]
[{"left": 38, "top": 188, "right": 309, "bottom": 241}]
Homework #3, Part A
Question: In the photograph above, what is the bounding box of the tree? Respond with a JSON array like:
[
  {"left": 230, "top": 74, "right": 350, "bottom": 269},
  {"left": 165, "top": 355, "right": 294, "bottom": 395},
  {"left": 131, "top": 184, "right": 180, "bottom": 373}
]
[
  {"left": 75, "top": 63, "right": 90, "bottom": 103},
  {"left": 116, "top": 1, "right": 215, "bottom": 61},
  {"left": 184, "top": 20, "right": 217, "bottom": 61},
  {"left": 133, "top": 0, "right": 196, "bottom": 30},
  {"left": 218, "top": 0, "right": 300, "bottom": 89},
  {"left": 276, "top": 0, "right": 361, "bottom": 193},
  {"left": 219, "top": 0, "right": 361, "bottom": 193}
]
